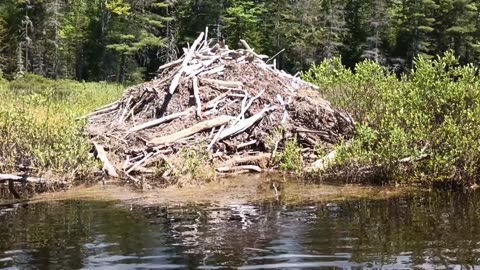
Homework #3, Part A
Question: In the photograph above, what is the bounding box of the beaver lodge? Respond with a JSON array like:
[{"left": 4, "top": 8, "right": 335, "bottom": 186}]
[{"left": 86, "top": 31, "right": 355, "bottom": 187}]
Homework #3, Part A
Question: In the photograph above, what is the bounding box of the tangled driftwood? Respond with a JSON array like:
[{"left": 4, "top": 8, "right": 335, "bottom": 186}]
[{"left": 86, "top": 30, "right": 355, "bottom": 185}]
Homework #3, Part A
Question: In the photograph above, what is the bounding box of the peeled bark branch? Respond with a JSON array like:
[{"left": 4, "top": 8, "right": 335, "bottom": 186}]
[
  {"left": 129, "top": 107, "right": 195, "bottom": 132},
  {"left": 93, "top": 142, "right": 119, "bottom": 178},
  {"left": 169, "top": 32, "right": 205, "bottom": 94},
  {"left": 219, "top": 106, "right": 277, "bottom": 140},
  {"left": 148, "top": 115, "right": 233, "bottom": 146},
  {"left": 192, "top": 76, "right": 202, "bottom": 117}
]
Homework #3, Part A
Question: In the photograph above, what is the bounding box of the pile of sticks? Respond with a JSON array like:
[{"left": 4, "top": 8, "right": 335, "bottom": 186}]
[{"left": 86, "top": 29, "right": 355, "bottom": 184}]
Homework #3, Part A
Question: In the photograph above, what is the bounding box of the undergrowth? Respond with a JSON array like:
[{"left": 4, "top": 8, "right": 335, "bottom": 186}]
[
  {"left": 303, "top": 51, "right": 480, "bottom": 186},
  {"left": 0, "top": 74, "right": 124, "bottom": 180}
]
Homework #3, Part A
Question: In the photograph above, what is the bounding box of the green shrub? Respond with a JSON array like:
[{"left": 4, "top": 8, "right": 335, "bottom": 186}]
[
  {"left": 277, "top": 137, "right": 304, "bottom": 174},
  {"left": 303, "top": 51, "right": 480, "bottom": 186}
]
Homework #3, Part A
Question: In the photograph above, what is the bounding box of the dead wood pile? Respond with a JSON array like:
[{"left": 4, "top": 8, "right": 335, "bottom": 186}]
[{"left": 86, "top": 30, "right": 355, "bottom": 184}]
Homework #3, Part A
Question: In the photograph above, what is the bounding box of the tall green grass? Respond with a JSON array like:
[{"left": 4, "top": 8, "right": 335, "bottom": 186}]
[
  {"left": 0, "top": 74, "right": 124, "bottom": 179},
  {"left": 303, "top": 52, "right": 480, "bottom": 186}
]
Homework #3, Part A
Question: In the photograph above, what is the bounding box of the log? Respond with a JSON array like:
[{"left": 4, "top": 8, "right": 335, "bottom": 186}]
[
  {"left": 169, "top": 32, "right": 205, "bottom": 94},
  {"left": 157, "top": 58, "right": 183, "bottom": 72},
  {"left": 220, "top": 153, "right": 271, "bottom": 167},
  {"left": 148, "top": 115, "right": 234, "bottom": 146},
  {"left": 129, "top": 107, "right": 195, "bottom": 132},
  {"left": 198, "top": 66, "right": 225, "bottom": 77},
  {"left": 0, "top": 174, "right": 47, "bottom": 184},
  {"left": 217, "top": 165, "right": 262, "bottom": 173},
  {"left": 200, "top": 78, "right": 243, "bottom": 89},
  {"left": 236, "top": 140, "right": 257, "bottom": 150},
  {"left": 219, "top": 106, "right": 277, "bottom": 140},
  {"left": 192, "top": 77, "right": 202, "bottom": 117},
  {"left": 77, "top": 104, "right": 118, "bottom": 120},
  {"left": 239, "top": 39, "right": 269, "bottom": 59},
  {"left": 93, "top": 142, "right": 119, "bottom": 177},
  {"left": 95, "top": 101, "right": 119, "bottom": 112}
]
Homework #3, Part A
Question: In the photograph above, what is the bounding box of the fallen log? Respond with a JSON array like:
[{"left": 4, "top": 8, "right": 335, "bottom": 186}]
[
  {"left": 77, "top": 103, "right": 118, "bottom": 120},
  {"left": 0, "top": 174, "right": 47, "bottom": 184},
  {"left": 148, "top": 115, "right": 234, "bottom": 146},
  {"left": 217, "top": 165, "right": 262, "bottom": 173},
  {"left": 237, "top": 140, "right": 257, "bottom": 150},
  {"left": 220, "top": 153, "right": 271, "bottom": 167},
  {"left": 200, "top": 78, "right": 243, "bottom": 89},
  {"left": 129, "top": 107, "right": 195, "bottom": 132},
  {"left": 219, "top": 106, "right": 277, "bottom": 140},
  {"left": 93, "top": 142, "right": 119, "bottom": 177}
]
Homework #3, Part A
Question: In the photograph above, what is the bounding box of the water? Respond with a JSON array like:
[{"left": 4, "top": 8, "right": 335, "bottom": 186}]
[{"left": 1, "top": 191, "right": 480, "bottom": 269}]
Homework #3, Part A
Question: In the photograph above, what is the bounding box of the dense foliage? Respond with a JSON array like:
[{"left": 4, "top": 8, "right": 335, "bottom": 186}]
[
  {"left": 303, "top": 52, "right": 480, "bottom": 186},
  {"left": 2, "top": 0, "right": 480, "bottom": 83}
]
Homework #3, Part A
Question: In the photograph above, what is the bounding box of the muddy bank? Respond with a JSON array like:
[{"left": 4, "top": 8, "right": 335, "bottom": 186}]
[{"left": 27, "top": 173, "right": 421, "bottom": 207}]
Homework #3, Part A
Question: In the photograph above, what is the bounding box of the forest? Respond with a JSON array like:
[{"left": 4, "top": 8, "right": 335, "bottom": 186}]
[{"left": 1, "top": 0, "right": 480, "bottom": 83}]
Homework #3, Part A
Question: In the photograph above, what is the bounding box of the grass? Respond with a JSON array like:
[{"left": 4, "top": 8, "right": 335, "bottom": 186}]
[{"left": 0, "top": 74, "right": 124, "bottom": 180}]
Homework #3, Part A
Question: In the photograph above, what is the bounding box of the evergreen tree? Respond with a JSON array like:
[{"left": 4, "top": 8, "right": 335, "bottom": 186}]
[
  {"left": 361, "top": 0, "right": 390, "bottom": 65},
  {"left": 391, "top": 0, "right": 438, "bottom": 66}
]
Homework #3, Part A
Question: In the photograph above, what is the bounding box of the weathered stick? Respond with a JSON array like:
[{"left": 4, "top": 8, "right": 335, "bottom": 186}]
[
  {"left": 158, "top": 58, "right": 183, "bottom": 72},
  {"left": 0, "top": 174, "right": 47, "bottom": 184},
  {"left": 95, "top": 101, "right": 119, "bottom": 112},
  {"left": 198, "top": 66, "right": 225, "bottom": 77},
  {"left": 129, "top": 107, "right": 195, "bottom": 132},
  {"left": 220, "top": 153, "right": 271, "bottom": 167},
  {"left": 126, "top": 152, "right": 155, "bottom": 174},
  {"left": 200, "top": 78, "right": 243, "bottom": 89},
  {"left": 207, "top": 124, "right": 225, "bottom": 150},
  {"left": 192, "top": 76, "right": 202, "bottom": 117},
  {"left": 77, "top": 104, "right": 118, "bottom": 120},
  {"left": 148, "top": 115, "right": 234, "bottom": 146},
  {"left": 206, "top": 90, "right": 231, "bottom": 108},
  {"left": 239, "top": 39, "right": 269, "bottom": 59},
  {"left": 217, "top": 165, "right": 262, "bottom": 173},
  {"left": 93, "top": 142, "right": 119, "bottom": 177},
  {"left": 119, "top": 96, "right": 133, "bottom": 123},
  {"left": 169, "top": 32, "right": 205, "bottom": 94},
  {"left": 219, "top": 106, "right": 277, "bottom": 140},
  {"left": 236, "top": 140, "right": 257, "bottom": 150},
  {"left": 233, "top": 89, "right": 265, "bottom": 125},
  {"left": 266, "top": 48, "right": 286, "bottom": 63}
]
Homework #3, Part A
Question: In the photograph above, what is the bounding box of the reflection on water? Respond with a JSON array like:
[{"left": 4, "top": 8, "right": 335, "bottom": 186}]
[{"left": 1, "top": 191, "right": 480, "bottom": 269}]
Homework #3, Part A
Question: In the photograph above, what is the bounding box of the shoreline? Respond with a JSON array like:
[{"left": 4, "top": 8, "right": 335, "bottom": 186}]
[{"left": 22, "top": 173, "right": 422, "bottom": 207}]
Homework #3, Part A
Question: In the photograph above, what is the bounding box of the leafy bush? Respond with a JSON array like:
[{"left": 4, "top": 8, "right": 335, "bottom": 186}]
[
  {"left": 0, "top": 75, "right": 124, "bottom": 179},
  {"left": 303, "top": 52, "right": 480, "bottom": 186},
  {"left": 277, "top": 137, "right": 304, "bottom": 174}
]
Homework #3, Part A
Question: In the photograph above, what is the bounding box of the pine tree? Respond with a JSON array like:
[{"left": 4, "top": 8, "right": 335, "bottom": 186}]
[
  {"left": 391, "top": 0, "right": 438, "bottom": 66},
  {"left": 321, "top": 0, "right": 347, "bottom": 59},
  {"left": 361, "top": 0, "right": 389, "bottom": 64},
  {"left": 224, "top": 0, "right": 267, "bottom": 50},
  {"left": 433, "top": 0, "right": 478, "bottom": 63}
]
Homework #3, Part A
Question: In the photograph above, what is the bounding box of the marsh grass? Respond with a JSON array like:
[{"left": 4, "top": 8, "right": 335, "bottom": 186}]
[{"left": 0, "top": 74, "right": 124, "bottom": 180}]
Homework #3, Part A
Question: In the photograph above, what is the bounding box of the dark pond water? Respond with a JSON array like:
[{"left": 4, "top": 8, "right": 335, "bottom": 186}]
[{"left": 1, "top": 191, "right": 480, "bottom": 269}]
